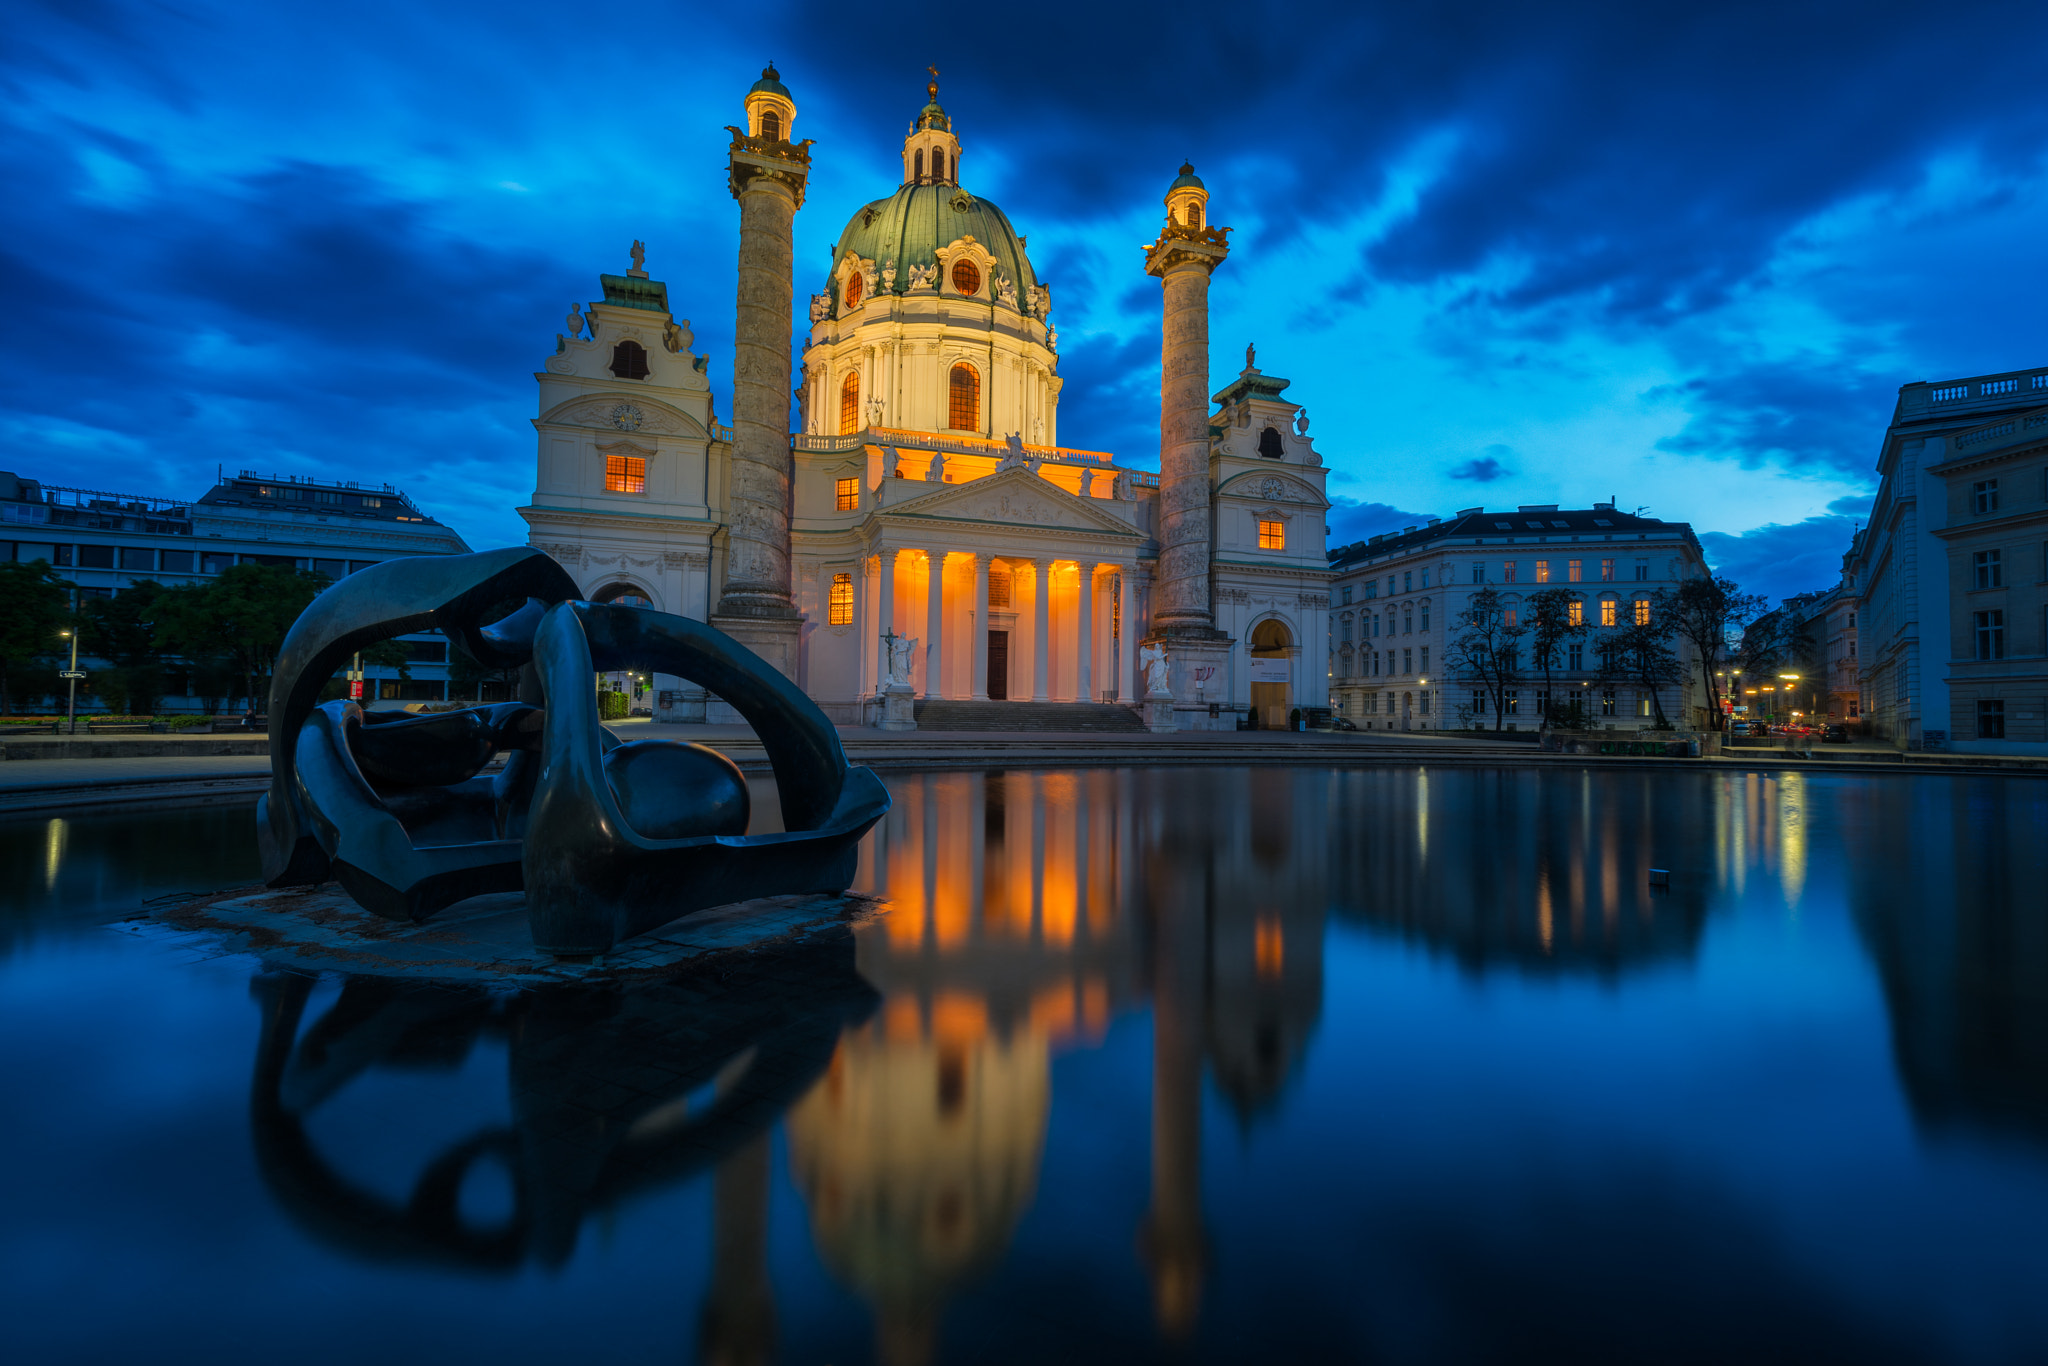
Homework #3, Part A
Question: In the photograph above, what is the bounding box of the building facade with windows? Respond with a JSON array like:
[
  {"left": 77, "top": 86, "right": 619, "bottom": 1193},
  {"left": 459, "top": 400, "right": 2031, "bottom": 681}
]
[
  {"left": 519, "top": 71, "right": 1330, "bottom": 727},
  {"left": 1325, "top": 504, "right": 1708, "bottom": 730},
  {"left": 0, "top": 468, "right": 469, "bottom": 709},
  {"left": 1846, "top": 365, "right": 2048, "bottom": 753}
]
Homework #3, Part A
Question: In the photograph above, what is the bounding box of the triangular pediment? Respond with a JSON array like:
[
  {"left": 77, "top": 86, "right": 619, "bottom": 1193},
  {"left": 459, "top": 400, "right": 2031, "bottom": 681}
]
[{"left": 879, "top": 466, "right": 1139, "bottom": 537}]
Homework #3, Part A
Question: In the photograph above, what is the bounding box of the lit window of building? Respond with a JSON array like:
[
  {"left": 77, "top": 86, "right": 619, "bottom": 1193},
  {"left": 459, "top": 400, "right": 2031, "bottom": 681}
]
[
  {"left": 1567, "top": 598, "right": 1583, "bottom": 626},
  {"left": 605, "top": 454, "right": 647, "bottom": 493},
  {"left": 839, "top": 372, "right": 862, "bottom": 434},
  {"left": 835, "top": 477, "right": 859, "bottom": 511},
  {"left": 1534, "top": 560, "right": 1549, "bottom": 583},
  {"left": 1568, "top": 559, "right": 1582, "bottom": 582},
  {"left": 1258, "top": 519, "right": 1285, "bottom": 550},
  {"left": 1633, "top": 597, "right": 1651, "bottom": 625},
  {"left": 1600, "top": 598, "right": 1617, "bottom": 627},
  {"left": 828, "top": 572, "right": 854, "bottom": 625}
]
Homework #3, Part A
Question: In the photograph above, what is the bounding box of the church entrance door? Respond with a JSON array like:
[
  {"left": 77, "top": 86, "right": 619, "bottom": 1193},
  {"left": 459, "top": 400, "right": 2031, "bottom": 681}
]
[
  {"left": 1248, "top": 619, "right": 1293, "bottom": 728},
  {"left": 986, "top": 631, "right": 1009, "bottom": 700}
]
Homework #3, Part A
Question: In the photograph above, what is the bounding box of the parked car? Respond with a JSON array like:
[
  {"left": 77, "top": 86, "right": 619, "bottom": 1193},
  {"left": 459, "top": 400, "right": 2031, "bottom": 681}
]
[
  {"left": 1330, "top": 715, "right": 1358, "bottom": 731},
  {"left": 1822, "top": 724, "right": 1850, "bottom": 743}
]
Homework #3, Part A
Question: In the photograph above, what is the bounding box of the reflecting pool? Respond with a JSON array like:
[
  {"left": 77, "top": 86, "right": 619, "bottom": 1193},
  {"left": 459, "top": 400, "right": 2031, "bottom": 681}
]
[{"left": 3, "top": 767, "right": 2048, "bottom": 1364}]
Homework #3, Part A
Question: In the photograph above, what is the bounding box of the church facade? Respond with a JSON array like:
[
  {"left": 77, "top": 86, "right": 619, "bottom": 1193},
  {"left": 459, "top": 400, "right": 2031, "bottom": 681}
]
[{"left": 520, "top": 68, "right": 1331, "bottom": 728}]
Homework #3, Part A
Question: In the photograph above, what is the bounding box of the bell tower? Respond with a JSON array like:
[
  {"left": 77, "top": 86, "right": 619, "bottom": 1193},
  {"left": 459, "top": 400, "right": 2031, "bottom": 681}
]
[{"left": 901, "top": 66, "right": 961, "bottom": 185}]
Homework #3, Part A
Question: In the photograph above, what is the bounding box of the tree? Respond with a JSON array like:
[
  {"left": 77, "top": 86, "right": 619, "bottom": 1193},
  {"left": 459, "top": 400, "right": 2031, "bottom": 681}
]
[
  {"left": 1654, "top": 576, "right": 1767, "bottom": 730},
  {"left": 154, "top": 564, "right": 329, "bottom": 713},
  {"left": 1598, "top": 618, "right": 1683, "bottom": 728},
  {"left": 1444, "top": 585, "right": 1525, "bottom": 731},
  {"left": 79, "top": 580, "right": 168, "bottom": 715},
  {"left": 1525, "top": 587, "right": 1591, "bottom": 732},
  {"left": 0, "top": 559, "right": 72, "bottom": 715}
]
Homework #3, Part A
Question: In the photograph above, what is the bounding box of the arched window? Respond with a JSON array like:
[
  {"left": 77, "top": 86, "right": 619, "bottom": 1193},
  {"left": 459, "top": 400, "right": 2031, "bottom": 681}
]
[
  {"left": 914, "top": 148, "right": 924, "bottom": 181},
  {"left": 844, "top": 270, "right": 863, "bottom": 309},
  {"left": 933, "top": 149, "right": 947, "bottom": 181},
  {"left": 951, "top": 258, "right": 981, "bottom": 295},
  {"left": 1257, "top": 426, "right": 1284, "bottom": 458},
  {"left": 1186, "top": 202, "right": 1202, "bottom": 229},
  {"left": 594, "top": 583, "right": 652, "bottom": 608},
  {"left": 610, "top": 340, "right": 649, "bottom": 380},
  {"left": 948, "top": 363, "right": 979, "bottom": 430},
  {"left": 761, "top": 110, "right": 782, "bottom": 141},
  {"left": 839, "top": 373, "right": 862, "bottom": 435}
]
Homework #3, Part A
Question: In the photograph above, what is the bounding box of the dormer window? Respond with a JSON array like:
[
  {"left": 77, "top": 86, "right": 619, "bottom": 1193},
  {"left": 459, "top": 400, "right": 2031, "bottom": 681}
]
[
  {"left": 761, "top": 110, "right": 782, "bottom": 141},
  {"left": 610, "top": 340, "right": 649, "bottom": 380},
  {"left": 1257, "top": 426, "right": 1284, "bottom": 458}
]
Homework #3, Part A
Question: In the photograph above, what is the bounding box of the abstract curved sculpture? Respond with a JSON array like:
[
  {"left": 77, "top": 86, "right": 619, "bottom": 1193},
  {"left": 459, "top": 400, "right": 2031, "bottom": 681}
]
[{"left": 259, "top": 547, "right": 890, "bottom": 955}]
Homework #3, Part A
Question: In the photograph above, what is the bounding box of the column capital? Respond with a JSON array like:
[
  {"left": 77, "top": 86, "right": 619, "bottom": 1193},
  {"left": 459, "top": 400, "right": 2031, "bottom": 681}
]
[
  {"left": 1143, "top": 225, "right": 1230, "bottom": 279},
  {"left": 725, "top": 130, "right": 813, "bottom": 208}
]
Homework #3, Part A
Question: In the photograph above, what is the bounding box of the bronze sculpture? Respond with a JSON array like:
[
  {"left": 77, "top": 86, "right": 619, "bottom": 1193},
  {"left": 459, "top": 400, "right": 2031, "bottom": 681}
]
[{"left": 258, "top": 547, "right": 889, "bottom": 955}]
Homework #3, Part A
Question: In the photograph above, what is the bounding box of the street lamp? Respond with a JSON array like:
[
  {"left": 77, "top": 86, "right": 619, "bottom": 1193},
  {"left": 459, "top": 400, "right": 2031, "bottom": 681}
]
[{"left": 58, "top": 628, "right": 82, "bottom": 735}]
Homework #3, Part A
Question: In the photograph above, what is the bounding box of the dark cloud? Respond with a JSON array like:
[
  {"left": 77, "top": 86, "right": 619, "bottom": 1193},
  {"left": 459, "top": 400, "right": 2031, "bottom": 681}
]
[
  {"left": 1051, "top": 331, "right": 1157, "bottom": 459},
  {"left": 1450, "top": 449, "right": 1514, "bottom": 482},
  {"left": 1699, "top": 514, "right": 1859, "bottom": 605},
  {"left": 1653, "top": 360, "right": 1900, "bottom": 481},
  {"left": 1328, "top": 497, "right": 1437, "bottom": 549}
]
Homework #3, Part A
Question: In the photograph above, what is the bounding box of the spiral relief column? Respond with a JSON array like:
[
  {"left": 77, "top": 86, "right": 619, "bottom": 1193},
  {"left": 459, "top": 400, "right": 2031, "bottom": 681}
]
[
  {"left": 715, "top": 65, "right": 811, "bottom": 679},
  {"left": 1141, "top": 164, "right": 1234, "bottom": 728}
]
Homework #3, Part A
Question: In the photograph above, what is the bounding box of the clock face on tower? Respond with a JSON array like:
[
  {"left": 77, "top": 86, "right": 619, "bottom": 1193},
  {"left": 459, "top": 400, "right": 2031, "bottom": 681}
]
[{"left": 609, "top": 404, "right": 644, "bottom": 432}]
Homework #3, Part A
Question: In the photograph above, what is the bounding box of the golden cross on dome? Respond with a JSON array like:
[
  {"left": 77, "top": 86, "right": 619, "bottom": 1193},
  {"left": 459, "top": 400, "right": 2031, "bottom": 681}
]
[{"left": 927, "top": 65, "right": 939, "bottom": 99}]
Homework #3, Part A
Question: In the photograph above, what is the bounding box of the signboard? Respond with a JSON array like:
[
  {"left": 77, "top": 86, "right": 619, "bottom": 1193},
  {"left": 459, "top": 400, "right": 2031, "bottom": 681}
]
[
  {"left": 59, "top": 670, "right": 86, "bottom": 679},
  {"left": 348, "top": 679, "right": 364, "bottom": 701},
  {"left": 1248, "top": 659, "right": 1290, "bottom": 684}
]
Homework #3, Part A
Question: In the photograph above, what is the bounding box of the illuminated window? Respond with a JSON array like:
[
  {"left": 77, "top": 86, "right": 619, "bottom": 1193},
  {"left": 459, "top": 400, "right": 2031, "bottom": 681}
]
[
  {"left": 1567, "top": 598, "right": 1583, "bottom": 626},
  {"left": 828, "top": 572, "right": 853, "bottom": 625},
  {"left": 1567, "top": 559, "right": 1582, "bottom": 582},
  {"left": 610, "top": 340, "right": 649, "bottom": 380},
  {"left": 1535, "top": 560, "right": 1549, "bottom": 583},
  {"left": 1502, "top": 562, "right": 1517, "bottom": 584},
  {"left": 1633, "top": 597, "right": 1651, "bottom": 625},
  {"left": 948, "top": 363, "right": 979, "bottom": 429},
  {"left": 1601, "top": 558, "right": 1615, "bottom": 581},
  {"left": 834, "top": 477, "right": 859, "bottom": 511},
  {"left": 844, "top": 269, "right": 862, "bottom": 309},
  {"left": 951, "top": 259, "right": 981, "bottom": 295},
  {"left": 839, "top": 372, "right": 861, "bottom": 435},
  {"left": 1258, "top": 519, "right": 1285, "bottom": 550},
  {"left": 1600, "top": 598, "right": 1617, "bottom": 627},
  {"left": 605, "top": 454, "right": 646, "bottom": 493}
]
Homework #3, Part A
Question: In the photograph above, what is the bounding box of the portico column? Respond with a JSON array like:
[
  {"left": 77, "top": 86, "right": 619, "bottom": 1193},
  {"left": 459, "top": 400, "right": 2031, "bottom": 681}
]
[
  {"left": 924, "top": 550, "right": 947, "bottom": 699},
  {"left": 1030, "top": 560, "right": 1051, "bottom": 702},
  {"left": 877, "top": 548, "right": 900, "bottom": 692},
  {"left": 1076, "top": 562, "right": 1098, "bottom": 703},
  {"left": 1118, "top": 567, "right": 1137, "bottom": 701},
  {"left": 970, "top": 554, "right": 991, "bottom": 701}
]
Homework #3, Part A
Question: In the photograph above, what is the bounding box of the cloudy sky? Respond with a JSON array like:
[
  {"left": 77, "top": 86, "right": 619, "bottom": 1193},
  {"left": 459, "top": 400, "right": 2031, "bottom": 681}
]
[{"left": 5, "top": 0, "right": 2045, "bottom": 604}]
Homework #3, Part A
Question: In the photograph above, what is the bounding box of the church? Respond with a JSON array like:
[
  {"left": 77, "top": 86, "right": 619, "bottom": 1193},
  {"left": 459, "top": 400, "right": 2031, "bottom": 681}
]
[{"left": 520, "top": 67, "right": 1332, "bottom": 729}]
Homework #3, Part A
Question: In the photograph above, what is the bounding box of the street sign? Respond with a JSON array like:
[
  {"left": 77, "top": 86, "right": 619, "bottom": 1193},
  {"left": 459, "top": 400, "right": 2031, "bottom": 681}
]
[
  {"left": 59, "top": 670, "right": 86, "bottom": 679},
  {"left": 348, "top": 680, "right": 364, "bottom": 700}
]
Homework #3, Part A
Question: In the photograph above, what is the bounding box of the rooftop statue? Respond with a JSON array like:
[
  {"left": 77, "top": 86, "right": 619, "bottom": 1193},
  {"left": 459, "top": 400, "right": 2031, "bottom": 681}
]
[{"left": 257, "top": 547, "right": 889, "bottom": 956}]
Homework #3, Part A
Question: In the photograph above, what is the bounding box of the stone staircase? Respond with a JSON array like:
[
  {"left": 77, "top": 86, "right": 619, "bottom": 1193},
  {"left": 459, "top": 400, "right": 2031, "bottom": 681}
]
[{"left": 912, "top": 700, "right": 1149, "bottom": 732}]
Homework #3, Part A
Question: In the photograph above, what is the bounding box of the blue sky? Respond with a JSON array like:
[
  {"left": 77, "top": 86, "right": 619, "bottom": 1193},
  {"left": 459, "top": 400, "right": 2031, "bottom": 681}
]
[{"left": 4, "top": 0, "right": 2045, "bottom": 605}]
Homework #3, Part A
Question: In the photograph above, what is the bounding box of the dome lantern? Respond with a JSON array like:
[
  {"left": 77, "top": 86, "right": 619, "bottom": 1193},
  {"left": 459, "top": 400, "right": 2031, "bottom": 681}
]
[
  {"left": 901, "top": 66, "right": 962, "bottom": 186},
  {"left": 744, "top": 62, "right": 796, "bottom": 142},
  {"left": 1165, "top": 161, "right": 1208, "bottom": 232}
]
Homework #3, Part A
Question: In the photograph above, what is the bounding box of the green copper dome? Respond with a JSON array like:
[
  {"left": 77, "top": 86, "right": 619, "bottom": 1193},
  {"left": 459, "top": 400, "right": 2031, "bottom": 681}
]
[
  {"left": 749, "top": 63, "right": 790, "bottom": 99},
  {"left": 828, "top": 182, "right": 1038, "bottom": 312},
  {"left": 1169, "top": 161, "right": 1204, "bottom": 193}
]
